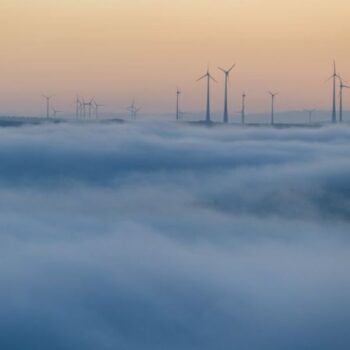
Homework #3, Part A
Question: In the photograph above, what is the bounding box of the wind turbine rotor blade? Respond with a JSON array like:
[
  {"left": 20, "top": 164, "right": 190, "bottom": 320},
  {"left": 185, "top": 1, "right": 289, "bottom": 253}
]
[
  {"left": 209, "top": 74, "right": 217, "bottom": 82},
  {"left": 340, "top": 76, "right": 348, "bottom": 84},
  {"left": 336, "top": 74, "right": 345, "bottom": 84},
  {"left": 196, "top": 73, "right": 208, "bottom": 82},
  {"left": 228, "top": 64, "right": 236, "bottom": 73},
  {"left": 218, "top": 67, "right": 226, "bottom": 73}
]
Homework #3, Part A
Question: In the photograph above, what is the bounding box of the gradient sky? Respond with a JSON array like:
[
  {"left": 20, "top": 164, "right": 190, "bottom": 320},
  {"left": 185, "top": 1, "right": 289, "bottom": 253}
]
[{"left": 0, "top": 0, "right": 349, "bottom": 115}]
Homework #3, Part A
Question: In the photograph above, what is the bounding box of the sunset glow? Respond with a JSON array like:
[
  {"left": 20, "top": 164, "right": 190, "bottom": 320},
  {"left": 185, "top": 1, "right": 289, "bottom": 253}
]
[{"left": 0, "top": 0, "right": 349, "bottom": 115}]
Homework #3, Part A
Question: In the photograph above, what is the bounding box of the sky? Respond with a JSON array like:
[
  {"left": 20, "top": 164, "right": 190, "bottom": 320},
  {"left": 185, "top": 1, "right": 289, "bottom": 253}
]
[
  {"left": 0, "top": 0, "right": 350, "bottom": 115},
  {"left": 0, "top": 121, "right": 350, "bottom": 349}
]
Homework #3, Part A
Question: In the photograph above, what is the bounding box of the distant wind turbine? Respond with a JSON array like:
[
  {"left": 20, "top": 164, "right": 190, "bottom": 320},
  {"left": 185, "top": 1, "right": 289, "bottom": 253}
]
[
  {"left": 81, "top": 98, "right": 87, "bottom": 118},
  {"left": 304, "top": 109, "right": 316, "bottom": 124},
  {"left": 338, "top": 75, "right": 350, "bottom": 123},
  {"left": 179, "top": 111, "right": 187, "bottom": 120},
  {"left": 43, "top": 95, "right": 53, "bottom": 119},
  {"left": 127, "top": 99, "right": 136, "bottom": 119},
  {"left": 52, "top": 108, "right": 62, "bottom": 118},
  {"left": 218, "top": 64, "right": 235, "bottom": 123},
  {"left": 93, "top": 99, "right": 104, "bottom": 119},
  {"left": 87, "top": 98, "right": 94, "bottom": 118},
  {"left": 241, "top": 92, "right": 246, "bottom": 124},
  {"left": 176, "top": 88, "right": 181, "bottom": 121},
  {"left": 127, "top": 99, "right": 140, "bottom": 119},
  {"left": 325, "top": 61, "right": 338, "bottom": 123},
  {"left": 81, "top": 98, "right": 94, "bottom": 118},
  {"left": 268, "top": 91, "right": 279, "bottom": 125},
  {"left": 134, "top": 107, "right": 141, "bottom": 118},
  {"left": 76, "top": 96, "right": 82, "bottom": 119},
  {"left": 197, "top": 68, "right": 217, "bottom": 123}
]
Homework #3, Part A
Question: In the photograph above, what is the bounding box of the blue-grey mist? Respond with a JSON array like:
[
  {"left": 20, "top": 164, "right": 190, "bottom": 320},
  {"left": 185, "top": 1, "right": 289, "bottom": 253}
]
[{"left": 0, "top": 120, "right": 349, "bottom": 350}]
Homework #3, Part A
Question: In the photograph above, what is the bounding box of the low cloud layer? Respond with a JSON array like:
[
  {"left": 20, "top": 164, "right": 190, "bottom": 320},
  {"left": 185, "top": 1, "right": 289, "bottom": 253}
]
[{"left": 0, "top": 121, "right": 349, "bottom": 349}]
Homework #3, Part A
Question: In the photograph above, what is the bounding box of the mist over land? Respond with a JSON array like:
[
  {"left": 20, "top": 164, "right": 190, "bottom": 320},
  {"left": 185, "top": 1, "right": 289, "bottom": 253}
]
[
  {"left": 2, "top": 109, "right": 350, "bottom": 123},
  {"left": 0, "top": 120, "right": 349, "bottom": 349}
]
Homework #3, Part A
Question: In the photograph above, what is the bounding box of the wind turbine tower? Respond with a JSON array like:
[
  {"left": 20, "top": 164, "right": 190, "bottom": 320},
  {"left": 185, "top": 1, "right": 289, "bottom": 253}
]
[
  {"left": 93, "top": 100, "right": 104, "bottom": 119},
  {"left": 134, "top": 107, "right": 141, "bottom": 118},
  {"left": 76, "top": 96, "right": 82, "bottom": 119},
  {"left": 43, "top": 95, "right": 53, "bottom": 119},
  {"left": 176, "top": 88, "right": 181, "bottom": 121},
  {"left": 82, "top": 99, "right": 87, "bottom": 118},
  {"left": 218, "top": 64, "right": 235, "bottom": 123},
  {"left": 127, "top": 100, "right": 136, "bottom": 119},
  {"left": 326, "top": 61, "right": 338, "bottom": 123},
  {"left": 52, "top": 108, "right": 61, "bottom": 118},
  {"left": 81, "top": 98, "right": 93, "bottom": 118},
  {"left": 87, "top": 98, "right": 94, "bottom": 118},
  {"left": 197, "top": 69, "right": 216, "bottom": 123},
  {"left": 338, "top": 75, "right": 350, "bottom": 123},
  {"left": 268, "top": 91, "right": 279, "bottom": 125},
  {"left": 304, "top": 109, "right": 316, "bottom": 124},
  {"left": 241, "top": 92, "right": 246, "bottom": 124}
]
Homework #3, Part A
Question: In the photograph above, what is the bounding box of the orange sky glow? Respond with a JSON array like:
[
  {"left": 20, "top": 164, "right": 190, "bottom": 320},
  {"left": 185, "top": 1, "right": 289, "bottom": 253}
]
[{"left": 0, "top": 0, "right": 349, "bottom": 115}]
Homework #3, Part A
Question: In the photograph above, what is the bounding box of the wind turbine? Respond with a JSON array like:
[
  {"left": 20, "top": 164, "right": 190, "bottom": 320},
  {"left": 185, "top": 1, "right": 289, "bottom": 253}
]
[
  {"left": 268, "top": 91, "right": 279, "bottom": 125},
  {"left": 179, "top": 111, "right": 187, "bottom": 120},
  {"left": 127, "top": 100, "right": 141, "bottom": 119},
  {"left": 52, "top": 108, "right": 62, "bottom": 118},
  {"left": 134, "top": 107, "right": 141, "bottom": 118},
  {"left": 75, "top": 96, "right": 82, "bottom": 119},
  {"left": 241, "top": 92, "right": 246, "bottom": 124},
  {"left": 338, "top": 75, "right": 350, "bottom": 123},
  {"left": 81, "top": 98, "right": 93, "bottom": 118},
  {"left": 197, "top": 68, "right": 217, "bottom": 123},
  {"left": 87, "top": 98, "right": 94, "bottom": 118},
  {"left": 304, "top": 109, "right": 316, "bottom": 124},
  {"left": 43, "top": 95, "right": 53, "bottom": 119},
  {"left": 93, "top": 99, "right": 104, "bottom": 118},
  {"left": 127, "top": 99, "right": 136, "bottom": 119},
  {"left": 325, "top": 61, "right": 338, "bottom": 123},
  {"left": 176, "top": 88, "right": 181, "bottom": 121},
  {"left": 81, "top": 98, "right": 87, "bottom": 118},
  {"left": 218, "top": 64, "right": 235, "bottom": 123}
]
